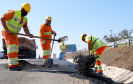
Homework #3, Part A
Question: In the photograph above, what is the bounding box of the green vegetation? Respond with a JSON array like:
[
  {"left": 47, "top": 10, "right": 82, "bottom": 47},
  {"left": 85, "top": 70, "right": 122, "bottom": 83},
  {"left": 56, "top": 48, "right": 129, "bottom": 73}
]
[{"left": 103, "top": 29, "right": 133, "bottom": 43}]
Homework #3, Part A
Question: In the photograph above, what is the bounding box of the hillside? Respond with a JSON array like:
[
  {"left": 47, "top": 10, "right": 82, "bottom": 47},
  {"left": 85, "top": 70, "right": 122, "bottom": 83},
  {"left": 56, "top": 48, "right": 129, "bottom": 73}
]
[{"left": 66, "top": 46, "right": 133, "bottom": 71}]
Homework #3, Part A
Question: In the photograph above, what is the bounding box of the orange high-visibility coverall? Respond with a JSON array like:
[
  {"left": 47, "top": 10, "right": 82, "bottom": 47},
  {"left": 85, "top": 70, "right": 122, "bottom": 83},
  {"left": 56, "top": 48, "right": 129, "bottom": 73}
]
[
  {"left": 39, "top": 23, "right": 54, "bottom": 65},
  {"left": 2, "top": 10, "right": 28, "bottom": 68}
]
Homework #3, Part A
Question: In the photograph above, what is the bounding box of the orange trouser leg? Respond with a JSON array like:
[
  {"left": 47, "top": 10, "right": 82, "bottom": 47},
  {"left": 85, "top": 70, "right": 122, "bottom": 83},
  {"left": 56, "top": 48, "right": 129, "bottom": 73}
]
[
  {"left": 95, "top": 54, "right": 102, "bottom": 72},
  {"left": 2, "top": 31, "right": 19, "bottom": 68},
  {"left": 62, "top": 52, "right": 66, "bottom": 60},
  {"left": 95, "top": 46, "right": 106, "bottom": 55},
  {"left": 94, "top": 46, "right": 106, "bottom": 72},
  {"left": 41, "top": 41, "right": 51, "bottom": 65}
]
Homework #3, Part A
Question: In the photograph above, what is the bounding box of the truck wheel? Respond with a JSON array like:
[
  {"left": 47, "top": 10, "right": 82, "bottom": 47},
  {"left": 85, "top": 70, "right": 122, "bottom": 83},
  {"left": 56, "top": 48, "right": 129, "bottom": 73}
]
[
  {"left": 34, "top": 51, "right": 36, "bottom": 58},
  {"left": 4, "top": 50, "right": 8, "bottom": 59}
]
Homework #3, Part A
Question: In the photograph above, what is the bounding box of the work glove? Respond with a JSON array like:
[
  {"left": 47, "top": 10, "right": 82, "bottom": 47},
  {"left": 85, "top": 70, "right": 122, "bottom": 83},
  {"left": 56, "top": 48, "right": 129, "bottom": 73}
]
[
  {"left": 42, "top": 40, "right": 46, "bottom": 45},
  {"left": 53, "top": 31, "right": 57, "bottom": 36}
]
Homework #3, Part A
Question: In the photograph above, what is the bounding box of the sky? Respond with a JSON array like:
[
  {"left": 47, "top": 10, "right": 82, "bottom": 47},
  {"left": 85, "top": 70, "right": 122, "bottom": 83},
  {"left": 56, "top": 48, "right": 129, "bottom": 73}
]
[{"left": 0, "top": 0, "right": 133, "bottom": 58}]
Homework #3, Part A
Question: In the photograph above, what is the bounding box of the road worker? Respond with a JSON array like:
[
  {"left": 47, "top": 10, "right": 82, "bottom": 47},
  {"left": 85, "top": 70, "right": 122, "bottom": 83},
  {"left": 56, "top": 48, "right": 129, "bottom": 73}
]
[
  {"left": 81, "top": 34, "right": 107, "bottom": 75},
  {"left": 39, "top": 16, "right": 56, "bottom": 66},
  {"left": 60, "top": 42, "right": 67, "bottom": 60},
  {"left": 1, "top": 3, "right": 33, "bottom": 71}
]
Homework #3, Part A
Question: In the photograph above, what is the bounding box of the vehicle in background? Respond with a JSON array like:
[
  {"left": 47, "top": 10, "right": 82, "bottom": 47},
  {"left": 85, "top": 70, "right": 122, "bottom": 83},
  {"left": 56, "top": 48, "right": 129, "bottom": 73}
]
[
  {"left": 59, "top": 53, "right": 63, "bottom": 60},
  {"left": 2, "top": 37, "right": 37, "bottom": 59},
  {"left": 0, "top": 51, "right": 4, "bottom": 59}
]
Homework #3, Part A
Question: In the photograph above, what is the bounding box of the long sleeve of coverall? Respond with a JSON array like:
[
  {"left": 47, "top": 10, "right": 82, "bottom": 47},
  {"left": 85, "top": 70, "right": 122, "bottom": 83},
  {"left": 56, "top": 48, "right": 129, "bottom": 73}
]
[
  {"left": 39, "top": 23, "right": 53, "bottom": 44},
  {"left": 39, "top": 24, "right": 45, "bottom": 41}
]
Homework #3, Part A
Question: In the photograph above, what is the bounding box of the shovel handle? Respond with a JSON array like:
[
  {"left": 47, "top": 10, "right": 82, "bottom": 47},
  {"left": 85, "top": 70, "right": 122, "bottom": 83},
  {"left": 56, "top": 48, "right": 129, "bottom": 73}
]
[
  {"left": 50, "top": 35, "right": 56, "bottom": 57},
  {"left": 88, "top": 43, "right": 90, "bottom": 55},
  {"left": 15, "top": 33, "right": 58, "bottom": 41}
]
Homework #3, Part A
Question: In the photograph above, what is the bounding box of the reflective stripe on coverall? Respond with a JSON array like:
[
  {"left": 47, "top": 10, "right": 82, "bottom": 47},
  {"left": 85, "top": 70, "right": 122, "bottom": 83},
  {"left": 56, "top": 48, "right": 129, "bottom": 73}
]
[
  {"left": 2, "top": 10, "right": 27, "bottom": 36},
  {"left": 60, "top": 44, "right": 66, "bottom": 60},
  {"left": 85, "top": 35, "right": 107, "bottom": 72},
  {"left": 40, "top": 23, "right": 53, "bottom": 64},
  {"left": 2, "top": 31, "right": 19, "bottom": 68},
  {"left": 1, "top": 10, "right": 27, "bottom": 68}
]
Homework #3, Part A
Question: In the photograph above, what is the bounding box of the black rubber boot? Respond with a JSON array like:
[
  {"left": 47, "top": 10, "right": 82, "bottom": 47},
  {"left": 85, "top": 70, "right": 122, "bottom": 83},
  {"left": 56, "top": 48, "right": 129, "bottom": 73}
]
[
  {"left": 8, "top": 66, "right": 22, "bottom": 71},
  {"left": 45, "top": 58, "right": 53, "bottom": 68},
  {"left": 97, "top": 72, "right": 103, "bottom": 76},
  {"left": 41, "top": 65, "right": 46, "bottom": 67},
  {"left": 92, "top": 69, "right": 97, "bottom": 73}
]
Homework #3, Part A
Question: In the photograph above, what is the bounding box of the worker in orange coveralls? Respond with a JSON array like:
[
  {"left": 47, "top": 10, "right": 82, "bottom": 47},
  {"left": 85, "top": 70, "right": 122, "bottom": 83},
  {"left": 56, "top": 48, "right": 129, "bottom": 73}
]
[
  {"left": 0, "top": 3, "right": 33, "bottom": 71},
  {"left": 39, "top": 16, "right": 56, "bottom": 66},
  {"left": 60, "top": 42, "right": 67, "bottom": 60}
]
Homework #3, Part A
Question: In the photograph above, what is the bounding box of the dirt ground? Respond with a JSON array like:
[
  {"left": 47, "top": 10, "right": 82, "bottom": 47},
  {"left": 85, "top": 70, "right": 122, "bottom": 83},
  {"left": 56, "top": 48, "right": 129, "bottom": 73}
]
[{"left": 66, "top": 46, "right": 133, "bottom": 71}]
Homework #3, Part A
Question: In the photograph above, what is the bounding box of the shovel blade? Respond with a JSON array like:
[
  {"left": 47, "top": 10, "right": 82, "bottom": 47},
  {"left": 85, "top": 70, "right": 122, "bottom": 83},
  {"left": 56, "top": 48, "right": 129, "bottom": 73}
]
[{"left": 58, "top": 36, "right": 68, "bottom": 43}]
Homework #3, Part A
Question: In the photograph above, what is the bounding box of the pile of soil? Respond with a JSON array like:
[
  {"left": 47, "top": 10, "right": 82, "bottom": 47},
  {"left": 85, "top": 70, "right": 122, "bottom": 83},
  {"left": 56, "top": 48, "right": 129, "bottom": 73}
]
[
  {"left": 101, "top": 46, "right": 133, "bottom": 71},
  {"left": 66, "top": 46, "right": 133, "bottom": 71}
]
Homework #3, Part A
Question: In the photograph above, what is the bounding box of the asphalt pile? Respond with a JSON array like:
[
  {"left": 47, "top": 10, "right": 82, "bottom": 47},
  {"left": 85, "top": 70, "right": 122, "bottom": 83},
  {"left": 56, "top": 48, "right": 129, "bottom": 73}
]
[
  {"left": 73, "top": 54, "right": 96, "bottom": 76},
  {"left": 18, "top": 60, "right": 61, "bottom": 71},
  {"left": 73, "top": 54, "right": 122, "bottom": 84},
  {"left": 19, "top": 60, "right": 41, "bottom": 70}
]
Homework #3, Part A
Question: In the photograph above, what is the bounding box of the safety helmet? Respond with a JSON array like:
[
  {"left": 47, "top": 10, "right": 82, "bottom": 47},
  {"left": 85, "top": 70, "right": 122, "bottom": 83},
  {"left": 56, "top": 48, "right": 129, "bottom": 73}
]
[
  {"left": 21, "top": 3, "right": 31, "bottom": 12},
  {"left": 81, "top": 34, "right": 87, "bottom": 42},
  {"left": 45, "top": 16, "right": 52, "bottom": 20},
  {"left": 62, "top": 42, "right": 64, "bottom": 44}
]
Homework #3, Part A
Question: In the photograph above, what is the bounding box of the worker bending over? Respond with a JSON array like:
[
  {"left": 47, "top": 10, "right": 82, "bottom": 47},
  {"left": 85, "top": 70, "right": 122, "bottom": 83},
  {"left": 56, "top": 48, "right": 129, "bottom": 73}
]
[
  {"left": 81, "top": 34, "right": 107, "bottom": 75},
  {"left": 1, "top": 3, "right": 33, "bottom": 71}
]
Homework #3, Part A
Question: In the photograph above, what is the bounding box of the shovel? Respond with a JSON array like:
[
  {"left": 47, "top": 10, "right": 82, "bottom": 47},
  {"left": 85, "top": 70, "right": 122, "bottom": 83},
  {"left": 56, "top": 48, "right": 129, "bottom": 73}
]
[
  {"left": 14, "top": 33, "right": 68, "bottom": 43},
  {"left": 15, "top": 33, "right": 68, "bottom": 67},
  {"left": 45, "top": 35, "right": 56, "bottom": 68}
]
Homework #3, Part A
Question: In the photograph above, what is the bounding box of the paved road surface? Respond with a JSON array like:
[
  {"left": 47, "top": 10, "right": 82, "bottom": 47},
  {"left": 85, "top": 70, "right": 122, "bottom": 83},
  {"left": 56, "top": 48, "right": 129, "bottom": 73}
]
[{"left": 0, "top": 59, "right": 112, "bottom": 84}]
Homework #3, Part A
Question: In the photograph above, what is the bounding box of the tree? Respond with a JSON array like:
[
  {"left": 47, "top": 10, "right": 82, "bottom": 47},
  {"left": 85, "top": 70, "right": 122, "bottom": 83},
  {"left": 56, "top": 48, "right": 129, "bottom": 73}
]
[
  {"left": 103, "top": 35, "right": 110, "bottom": 43},
  {"left": 103, "top": 29, "right": 133, "bottom": 43},
  {"left": 118, "top": 29, "right": 133, "bottom": 39}
]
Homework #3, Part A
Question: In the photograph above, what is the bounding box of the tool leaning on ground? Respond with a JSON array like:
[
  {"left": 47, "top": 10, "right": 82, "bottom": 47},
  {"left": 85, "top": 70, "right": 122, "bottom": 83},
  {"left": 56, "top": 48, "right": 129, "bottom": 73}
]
[{"left": 45, "top": 35, "right": 56, "bottom": 68}]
